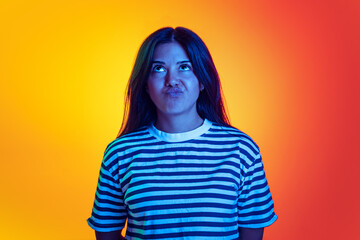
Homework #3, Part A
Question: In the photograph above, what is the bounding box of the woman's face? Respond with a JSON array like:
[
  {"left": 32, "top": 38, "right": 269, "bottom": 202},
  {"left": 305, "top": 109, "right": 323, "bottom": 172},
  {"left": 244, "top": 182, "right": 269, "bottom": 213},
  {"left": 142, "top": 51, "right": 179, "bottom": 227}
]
[{"left": 147, "top": 41, "right": 203, "bottom": 120}]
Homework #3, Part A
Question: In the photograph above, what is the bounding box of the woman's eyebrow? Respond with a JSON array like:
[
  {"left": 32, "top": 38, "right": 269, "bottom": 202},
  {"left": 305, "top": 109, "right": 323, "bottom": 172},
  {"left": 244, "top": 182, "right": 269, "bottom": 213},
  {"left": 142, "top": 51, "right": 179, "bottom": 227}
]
[
  {"left": 151, "top": 60, "right": 165, "bottom": 64},
  {"left": 177, "top": 60, "right": 191, "bottom": 64},
  {"left": 151, "top": 60, "right": 191, "bottom": 64},
  {"left": 151, "top": 60, "right": 190, "bottom": 64}
]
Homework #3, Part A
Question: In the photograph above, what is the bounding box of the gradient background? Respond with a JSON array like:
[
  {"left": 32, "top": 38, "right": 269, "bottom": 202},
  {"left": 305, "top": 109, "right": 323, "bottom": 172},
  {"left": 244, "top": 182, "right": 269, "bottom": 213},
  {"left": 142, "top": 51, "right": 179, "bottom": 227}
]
[{"left": 1, "top": 0, "right": 359, "bottom": 239}]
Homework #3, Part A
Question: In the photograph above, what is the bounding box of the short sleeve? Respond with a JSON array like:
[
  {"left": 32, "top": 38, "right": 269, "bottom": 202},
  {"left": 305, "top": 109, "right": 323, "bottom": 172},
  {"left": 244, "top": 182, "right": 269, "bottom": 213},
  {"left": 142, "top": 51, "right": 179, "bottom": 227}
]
[
  {"left": 237, "top": 153, "right": 277, "bottom": 228},
  {"left": 87, "top": 149, "right": 127, "bottom": 232}
]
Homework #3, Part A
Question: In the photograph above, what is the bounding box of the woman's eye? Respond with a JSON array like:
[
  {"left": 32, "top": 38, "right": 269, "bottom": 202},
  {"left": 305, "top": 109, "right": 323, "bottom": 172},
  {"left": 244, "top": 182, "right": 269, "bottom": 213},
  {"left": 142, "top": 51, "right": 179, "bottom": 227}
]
[
  {"left": 153, "top": 65, "right": 165, "bottom": 72},
  {"left": 179, "top": 64, "right": 191, "bottom": 71}
]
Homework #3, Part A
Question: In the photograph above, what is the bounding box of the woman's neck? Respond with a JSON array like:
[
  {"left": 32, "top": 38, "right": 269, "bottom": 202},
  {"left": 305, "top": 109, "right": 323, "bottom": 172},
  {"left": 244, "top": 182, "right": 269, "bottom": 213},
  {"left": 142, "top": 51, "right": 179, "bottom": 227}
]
[{"left": 154, "top": 113, "right": 204, "bottom": 133}]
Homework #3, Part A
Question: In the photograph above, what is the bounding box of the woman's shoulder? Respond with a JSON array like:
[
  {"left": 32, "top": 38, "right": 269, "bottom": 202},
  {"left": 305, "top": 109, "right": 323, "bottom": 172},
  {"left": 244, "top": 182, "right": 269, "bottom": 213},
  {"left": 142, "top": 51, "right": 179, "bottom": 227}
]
[
  {"left": 103, "top": 126, "right": 151, "bottom": 157},
  {"left": 209, "top": 122, "right": 260, "bottom": 153}
]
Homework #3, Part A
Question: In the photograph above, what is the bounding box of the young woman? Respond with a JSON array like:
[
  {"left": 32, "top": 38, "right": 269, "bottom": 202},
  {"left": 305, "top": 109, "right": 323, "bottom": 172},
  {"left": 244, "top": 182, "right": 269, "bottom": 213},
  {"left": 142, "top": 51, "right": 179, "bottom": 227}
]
[{"left": 88, "top": 27, "right": 277, "bottom": 240}]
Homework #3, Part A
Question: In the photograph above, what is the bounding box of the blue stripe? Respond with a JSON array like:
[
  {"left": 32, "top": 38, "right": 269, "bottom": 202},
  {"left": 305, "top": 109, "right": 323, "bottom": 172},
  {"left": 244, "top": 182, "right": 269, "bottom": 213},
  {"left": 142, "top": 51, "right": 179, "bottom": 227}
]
[
  {"left": 127, "top": 220, "right": 235, "bottom": 229},
  {"left": 95, "top": 194, "right": 123, "bottom": 207},
  {"left": 126, "top": 184, "right": 236, "bottom": 198},
  {"left": 188, "top": 138, "right": 247, "bottom": 145},
  {"left": 121, "top": 169, "right": 239, "bottom": 187},
  {"left": 238, "top": 212, "right": 276, "bottom": 225},
  {"left": 93, "top": 204, "right": 127, "bottom": 214},
  {"left": 127, "top": 229, "right": 239, "bottom": 239},
  {"left": 119, "top": 145, "right": 239, "bottom": 155},
  {"left": 128, "top": 176, "right": 239, "bottom": 188},
  {"left": 127, "top": 192, "right": 237, "bottom": 205},
  {"left": 108, "top": 153, "right": 242, "bottom": 171},
  {"left": 87, "top": 218, "right": 124, "bottom": 229},
  {"left": 91, "top": 212, "right": 125, "bottom": 220},
  {"left": 128, "top": 211, "right": 238, "bottom": 222},
  {"left": 130, "top": 202, "right": 235, "bottom": 213},
  {"left": 126, "top": 160, "right": 239, "bottom": 172},
  {"left": 239, "top": 195, "right": 273, "bottom": 209},
  {"left": 237, "top": 190, "right": 271, "bottom": 204},
  {"left": 98, "top": 181, "right": 122, "bottom": 193},
  {"left": 240, "top": 180, "right": 268, "bottom": 195},
  {"left": 239, "top": 203, "right": 275, "bottom": 217},
  {"left": 96, "top": 188, "right": 121, "bottom": 200}
]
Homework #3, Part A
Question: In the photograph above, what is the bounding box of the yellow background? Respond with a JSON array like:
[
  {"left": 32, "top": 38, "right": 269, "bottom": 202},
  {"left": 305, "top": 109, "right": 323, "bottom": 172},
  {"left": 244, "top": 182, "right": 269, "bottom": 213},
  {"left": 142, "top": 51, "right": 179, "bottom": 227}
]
[{"left": 1, "top": 0, "right": 359, "bottom": 239}]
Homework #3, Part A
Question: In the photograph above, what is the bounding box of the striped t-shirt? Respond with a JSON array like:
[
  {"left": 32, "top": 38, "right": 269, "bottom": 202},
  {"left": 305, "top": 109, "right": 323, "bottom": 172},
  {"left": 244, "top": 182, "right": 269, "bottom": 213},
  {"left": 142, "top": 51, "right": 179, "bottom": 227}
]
[{"left": 87, "top": 119, "right": 277, "bottom": 239}]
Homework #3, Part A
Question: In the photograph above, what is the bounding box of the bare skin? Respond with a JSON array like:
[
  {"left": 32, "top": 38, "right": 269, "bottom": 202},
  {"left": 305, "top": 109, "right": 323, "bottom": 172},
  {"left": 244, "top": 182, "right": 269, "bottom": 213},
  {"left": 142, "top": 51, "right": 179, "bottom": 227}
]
[
  {"left": 95, "top": 230, "right": 123, "bottom": 240},
  {"left": 239, "top": 227, "right": 264, "bottom": 240}
]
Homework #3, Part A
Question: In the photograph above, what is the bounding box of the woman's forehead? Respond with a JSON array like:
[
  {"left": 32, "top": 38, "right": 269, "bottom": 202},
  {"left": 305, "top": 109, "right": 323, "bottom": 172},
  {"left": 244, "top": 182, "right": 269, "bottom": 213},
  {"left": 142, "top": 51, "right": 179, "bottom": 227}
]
[{"left": 153, "top": 42, "right": 189, "bottom": 60}]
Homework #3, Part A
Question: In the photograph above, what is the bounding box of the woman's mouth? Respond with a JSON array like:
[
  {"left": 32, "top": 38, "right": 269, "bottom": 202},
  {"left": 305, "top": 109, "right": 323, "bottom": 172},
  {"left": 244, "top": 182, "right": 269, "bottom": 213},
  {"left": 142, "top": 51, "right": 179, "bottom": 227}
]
[{"left": 165, "top": 88, "right": 183, "bottom": 97}]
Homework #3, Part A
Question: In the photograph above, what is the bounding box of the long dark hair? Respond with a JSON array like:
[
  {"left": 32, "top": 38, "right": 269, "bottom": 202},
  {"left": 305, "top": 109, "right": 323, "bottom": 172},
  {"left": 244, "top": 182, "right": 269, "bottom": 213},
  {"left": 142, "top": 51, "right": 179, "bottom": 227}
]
[{"left": 117, "top": 27, "right": 230, "bottom": 137}]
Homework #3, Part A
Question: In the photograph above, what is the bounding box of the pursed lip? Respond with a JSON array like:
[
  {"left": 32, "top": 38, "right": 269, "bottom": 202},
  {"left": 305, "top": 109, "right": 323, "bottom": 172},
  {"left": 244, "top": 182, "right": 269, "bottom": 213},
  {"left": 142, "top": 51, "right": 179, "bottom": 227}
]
[{"left": 165, "top": 88, "right": 183, "bottom": 97}]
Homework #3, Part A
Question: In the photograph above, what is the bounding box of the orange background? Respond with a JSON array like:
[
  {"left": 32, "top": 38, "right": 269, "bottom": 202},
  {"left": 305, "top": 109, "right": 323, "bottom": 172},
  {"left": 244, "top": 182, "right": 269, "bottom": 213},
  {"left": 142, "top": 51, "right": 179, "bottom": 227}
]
[{"left": 1, "top": 0, "right": 359, "bottom": 239}]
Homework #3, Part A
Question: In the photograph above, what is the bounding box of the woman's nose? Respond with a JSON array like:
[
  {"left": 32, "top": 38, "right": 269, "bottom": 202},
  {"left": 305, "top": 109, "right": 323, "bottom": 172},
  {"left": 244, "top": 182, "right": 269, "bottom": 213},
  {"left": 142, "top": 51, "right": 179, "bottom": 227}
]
[{"left": 165, "top": 69, "right": 180, "bottom": 87}]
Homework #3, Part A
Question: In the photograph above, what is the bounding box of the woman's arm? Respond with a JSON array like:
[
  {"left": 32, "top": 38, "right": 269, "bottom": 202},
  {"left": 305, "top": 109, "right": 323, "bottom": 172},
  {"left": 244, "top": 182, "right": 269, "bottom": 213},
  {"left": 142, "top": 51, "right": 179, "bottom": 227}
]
[
  {"left": 95, "top": 230, "right": 124, "bottom": 240},
  {"left": 238, "top": 227, "right": 264, "bottom": 240}
]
